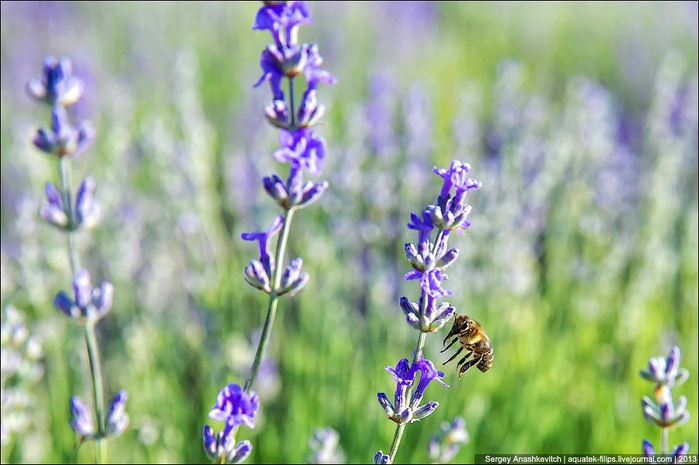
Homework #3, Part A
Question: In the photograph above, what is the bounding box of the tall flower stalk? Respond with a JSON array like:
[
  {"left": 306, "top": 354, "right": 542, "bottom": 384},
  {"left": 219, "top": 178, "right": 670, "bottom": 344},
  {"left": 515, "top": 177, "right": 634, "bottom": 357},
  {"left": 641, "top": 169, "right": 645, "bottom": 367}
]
[
  {"left": 27, "top": 56, "right": 129, "bottom": 463},
  {"left": 640, "top": 346, "right": 691, "bottom": 460},
  {"left": 202, "top": 2, "right": 336, "bottom": 462},
  {"left": 375, "top": 160, "right": 481, "bottom": 464}
]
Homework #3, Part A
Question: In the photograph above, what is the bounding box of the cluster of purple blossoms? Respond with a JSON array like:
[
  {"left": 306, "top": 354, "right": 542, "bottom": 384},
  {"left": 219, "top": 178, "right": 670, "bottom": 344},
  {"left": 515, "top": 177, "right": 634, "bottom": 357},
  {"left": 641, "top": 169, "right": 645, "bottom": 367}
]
[
  {"left": 27, "top": 56, "right": 129, "bottom": 445},
  {"left": 202, "top": 384, "right": 259, "bottom": 464},
  {"left": 640, "top": 346, "right": 691, "bottom": 460},
  {"left": 243, "top": 1, "right": 336, "bottom": 297},
  {"left": 375, "top": 160, "right": 481, "bottom": 462}
]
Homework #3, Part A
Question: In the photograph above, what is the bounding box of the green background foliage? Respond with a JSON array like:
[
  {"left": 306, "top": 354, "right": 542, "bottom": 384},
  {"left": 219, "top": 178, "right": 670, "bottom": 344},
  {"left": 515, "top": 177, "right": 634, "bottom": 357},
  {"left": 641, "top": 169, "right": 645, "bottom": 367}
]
[{"left": 1, "top": 2, "right": 697, "bottom": 463}]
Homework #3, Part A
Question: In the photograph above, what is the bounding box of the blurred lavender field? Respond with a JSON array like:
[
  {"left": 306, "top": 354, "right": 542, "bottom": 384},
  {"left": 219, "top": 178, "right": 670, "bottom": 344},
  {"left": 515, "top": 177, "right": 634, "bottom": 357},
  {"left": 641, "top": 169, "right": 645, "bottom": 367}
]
[{"left": 1, "top": 2, "right": 697, "bottom": 463}]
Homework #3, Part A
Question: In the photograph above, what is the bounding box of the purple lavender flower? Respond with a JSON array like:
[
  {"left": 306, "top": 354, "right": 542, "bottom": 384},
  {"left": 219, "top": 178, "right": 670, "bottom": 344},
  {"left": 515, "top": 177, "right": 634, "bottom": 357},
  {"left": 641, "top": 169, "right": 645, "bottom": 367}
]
[
  {"left": 26, "top": 55, "right": 84, "bottom": 107},
  {"left": 378, "top": 357, "right": 447, "bottom": 425},
  {"left": 208, "top": 383, "right": 260, "bottom": 439},
  {"left": 241, "top": 215, "right": 284, "bottom": 282},
  {"left": 410, "top": 356, "right": 449, "bottom": 409},
  {"left": 53, "top": 269, "right": 114, "bottom": 323},
  {"left": 104, "top": 390, "right": 129, "bottom": 438},
  {"left": 253, "top": 1, "right": 313, "bottom": 49},
  {"left": 273, "top": 128, "right": 326, "bottom": 176},
  {"left": 32, "top": 106, "right": 95, "bottom": 159},
  {"left": 404, "top": 268, "right": 452, "bottom": 300},
  {"left": 640, "top": 346, "right": 690, "bottom": 388},
  {"left": 39, "top": 177, "right": 101, "bottom": 231}
]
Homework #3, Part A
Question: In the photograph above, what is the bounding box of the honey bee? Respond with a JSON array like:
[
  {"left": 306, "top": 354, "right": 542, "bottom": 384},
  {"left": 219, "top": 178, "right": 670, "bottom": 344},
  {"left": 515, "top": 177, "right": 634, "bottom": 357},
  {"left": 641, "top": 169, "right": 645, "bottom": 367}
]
[{"left": 441, "top": 314, "right": 493, "bottom": 378}]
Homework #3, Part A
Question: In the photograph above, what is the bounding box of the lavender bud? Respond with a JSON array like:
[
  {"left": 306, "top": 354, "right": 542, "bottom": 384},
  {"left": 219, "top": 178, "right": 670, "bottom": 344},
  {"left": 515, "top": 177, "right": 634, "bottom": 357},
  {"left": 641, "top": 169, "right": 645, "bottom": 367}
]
[
  {"left": 665, "top": 346, "right": 681, "bottom": 379},
  {"left": 436, "top": 247, "right": 459, "bottom": 269},
  {"left": 404, "top": 243, "right": 425, "bottom": 271},
  {"left": 73, "top": 269, "right": 93, "bottom": 308},
  {"left": 428, "top": 303, "right": 456, "bottom": 332},
  {"left": 373, "top": 451, "right": 391, "bottom": 464},
  {"left": 39, "top": 182, "right": 69, "bottom": 229},
  {"left": 230, "top": 439, "right": 253, "bottom": 464},
  {"left": 642, "top": 439, "right": 656, "bottom": 456},
  {"left": 263, "top": 174, "right": 289, "bottom": 205},
  {"left": 74, "top": 120, "right": 96, "bottom": 158},
  {"left": 372, "top": 449, "right": 391, "bottom": 465},
  {"left": 399, "top": 408, "right": 413, "bottom": 424},
  {"left": 377, "top": 392, "right": 395, "bottom": 417},
  {"left": 92, "top": 281, "right": 115, "bottom": 319},
  {"left": 398, "top": 297, "right": 420, "bottom": 329},
  {"left": 298, "top": 180, "right": 328, "bottom": 209},
  {"left": 412, "top": 401, "right": 439, "bottom": 422},
  {"left": 202, "top": 425, "right": 217, "bottom": 460},
  {"left": 244, "top": 260, "right": 272, "bottom": 293},
  {"left": 53, "top": 291, "right": 80, "bottom": 319},
  {"left": 105, "top": 390, "right": 129, "bottom": 437},
  {"left": 69, "top": 396, "right": 95, "bottom": 437},
  {"left": 278, "top": 257, "right": 309, "bottom": 296},
  {"left": 75, "top": 177, "right": 101, "bottom": 229},
  {"left": 671, "top": 443, "right": 691, "bottom": 459},
  {"left": 263, "top": 99, "right": 290, "bottom": 129}
]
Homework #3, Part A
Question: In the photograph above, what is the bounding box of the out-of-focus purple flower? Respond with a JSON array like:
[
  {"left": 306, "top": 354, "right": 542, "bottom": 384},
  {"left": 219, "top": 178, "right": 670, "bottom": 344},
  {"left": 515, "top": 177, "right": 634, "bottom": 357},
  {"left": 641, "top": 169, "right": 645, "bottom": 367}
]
[
  {"left": 241, "top": 215, "right": 284, "bottom": 278},
  {"left": 253, "top": 1, "right": 313, "bottom": 49},
  {"left": 428, "top": 416, "right": 469, "bottom": 463},
  {"left": 26, "top": 55, "right": 84, "bottom": 107},
  {"left": 307, "top": 427, "right": 346, "bottom": 464},
  {"left": 208, "top": 383, "right": 260, "bottom": 439},
  {"left": 105, "top": 390, "right": 129, "bottom": 438},
  {"left": 39, "top": 182, "right": 69, "bottom": 228},
  {"left": 273, "top": 128, "right": 326, "bottom": 176},
  {"left": 40, "top": 177, "right": 101, "bottom": 231},
  {"left": 33, "top": 106, "right": 95, "bottom": 158},
  {"left": 642, "top": 386, "right": 689, "bottom": 428},
  {"left": 69, "top": 395, "right": 95, "bottom": 438},
  {"left": 640, "top": 346, "right": 690, "bottom": 388},
  {"left": 53, "top": 269, "right": 114, "bottom": 323}
]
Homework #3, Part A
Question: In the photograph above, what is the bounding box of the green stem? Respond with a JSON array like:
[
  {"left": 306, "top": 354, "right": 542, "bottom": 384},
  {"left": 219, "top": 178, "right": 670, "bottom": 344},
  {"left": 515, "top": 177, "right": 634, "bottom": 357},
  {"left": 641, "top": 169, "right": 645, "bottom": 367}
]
[
  {"left": 660, "top": 427, "right": 669, "bottom": 455},
  {"left": 85, "top": 321, "right": 107, "bottom": 463},
  {"left": 244, "top": 208, "right": 296, "bottom": 393}
]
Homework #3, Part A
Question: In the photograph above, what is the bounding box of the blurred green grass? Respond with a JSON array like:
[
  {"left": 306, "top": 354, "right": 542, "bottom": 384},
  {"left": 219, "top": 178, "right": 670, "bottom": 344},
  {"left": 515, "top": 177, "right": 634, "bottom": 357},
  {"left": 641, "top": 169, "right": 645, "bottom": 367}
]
[{"left": 1, "top": 2, "right": 697, "bottom": 463}]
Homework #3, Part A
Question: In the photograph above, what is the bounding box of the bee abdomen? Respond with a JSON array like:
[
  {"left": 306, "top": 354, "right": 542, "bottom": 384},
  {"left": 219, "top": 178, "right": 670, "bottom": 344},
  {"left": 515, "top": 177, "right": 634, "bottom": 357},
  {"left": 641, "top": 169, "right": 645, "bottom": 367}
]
[{"left": 477, "top": 351, "right": 494, "bottom": 372}]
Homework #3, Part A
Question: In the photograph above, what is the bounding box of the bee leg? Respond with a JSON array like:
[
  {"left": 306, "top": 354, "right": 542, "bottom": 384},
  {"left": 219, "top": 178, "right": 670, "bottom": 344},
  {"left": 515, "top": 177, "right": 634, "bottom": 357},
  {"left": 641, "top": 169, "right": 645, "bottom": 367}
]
[
  {"left": 442, "top": 346, "right": 464, "bottom": 365},
  {"left": 457, "top": 354, "right": 482, "bottom": 379},
  {"left": 440, "top": 337, "right": 459, "bottom": 353}
]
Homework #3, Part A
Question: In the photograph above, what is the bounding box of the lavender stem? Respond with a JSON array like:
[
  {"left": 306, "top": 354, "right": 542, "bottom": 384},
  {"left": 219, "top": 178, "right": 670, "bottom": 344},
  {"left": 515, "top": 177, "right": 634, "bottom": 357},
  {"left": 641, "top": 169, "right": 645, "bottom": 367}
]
[{"left": 84, "top": 321, "right": 107, "bottom": 462}]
